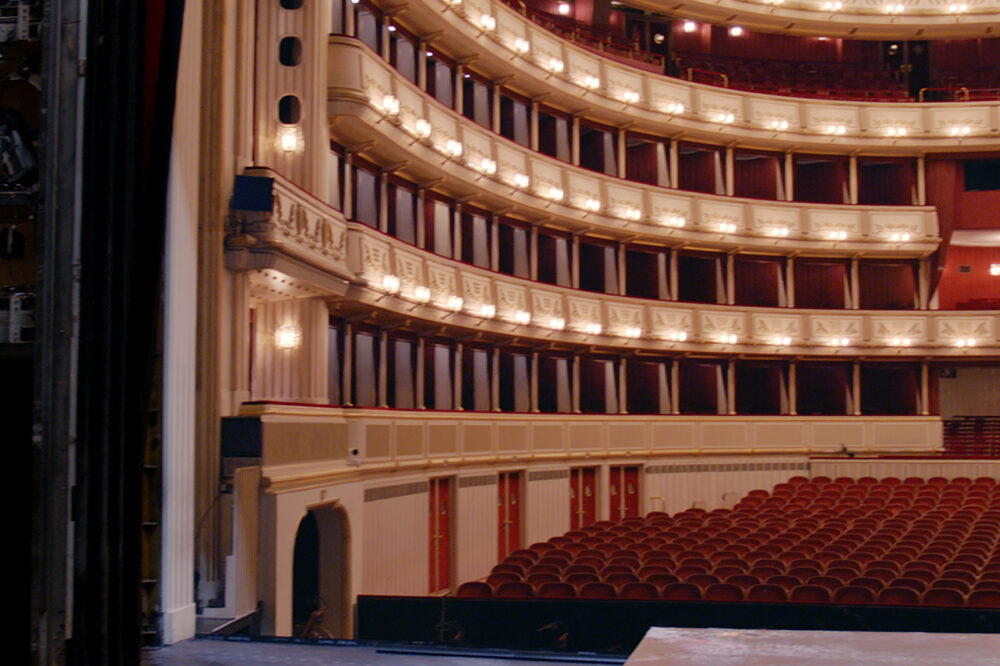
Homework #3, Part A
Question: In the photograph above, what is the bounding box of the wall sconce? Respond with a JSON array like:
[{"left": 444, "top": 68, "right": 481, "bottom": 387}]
[
  {"left": 955, "top": 338, "right": 976, "bottom": 347},
  {"left": 380, "top": 94, "right": 400, "bottom": 117},
  {"left": 581, "top": 197, "right": 601, "bottom": 212},
  {"left": 478, "top": 14, "right": 496, "bottom": 31},
  {"left": 445, "top": 295, "right": 464, "bottom": 311},
  {"left": 663, "top": 215, "right": 686, "bottom": 228},
  {"left": 990, "top": 264, "right": 1000, "bottom": 276},
  {"left": 769, "top": 119, "right": 790, "bottom": 131},
  {"left": 665, "top": 330, "right": 687, "bottom": 342},
  {"left": 277, "top": 125, "right": 304, "bottom": 153},
  {"left": 620, "top": 90, "right": 640, "bottom": 104},
  {"left": 885, "top": 3, "right": 904, "bottom": 13},
  {"left": 719, "top": 333, "right": 738, "bottom": 344},
  {"left": 547, "top": 317, "right": 566, "bottom": 330},
  {"left": 583, "top": 322, "right": 602, "bottom": 335},
  {"left": 683, "top": 21, "right": 696, "bottom": 32},
  {"left": 827, "top": 230, "right": 848, "bottom": 240},
  {"left": 886, "top": 126, "right": 907, "bottom": 137},
  {"left": 713, "top": 111, "right": 735, "bottom": 124},
  {"left": 949, "top": 3, "right": 968, "bottom": 12},
  {"left": 822, "top": 1, "right": 842, "bottom": 9},
  {"left": 275, "top": 324, "right": 302, "bottom": 350},
  {"left": 512, "top": 38, "right": 530, "bottom": 55},
  {"left": 444, "top": 139, "right": 463, "bottom": 158},
  {"left": 729, "top": 26, "right": 744, "bottom": 37},
  {"left": 620, "top": 207, "right": 642, "bottom": 221},
  {"left": 512, "top": 172, "right": 530, "bottom": 189},
  {"left": 479, "top": 303, "right": 496, "bottom": 318},
  {"left": 513, "top": 310, "right": 531, "bottom": 325},
  {"left": 663, "top": 102, "right": 685, "bottom": 115},
  {"left": 889, "top": 232, "right": 911, "bottom": 242},
  {"left": 890, "top": 337, "right": 912, "bottom": 347},
  {"left": 412, "top": 285, "right": 431, "bottom": 303},
  {"left": 767, "top": 226, "right": 790, "bottom": 237},
  {"left": 825, "top": 124, "right": 847, "bottom": 135},
  {"left": 544, "top": 57, "right": 565, "bottom": 74},
  {"left": 558, "top": 2, "right": 571, "bottom": 15},
  {"left": 623, "top": 326, "right": 642, "bottom": 339},
  {"left": 544, "top": 186, "right": 564, "bottom": 201},
  {"left": 772, "top": 335, "right": 792, "bottom": 346},
  {"left": 950, "top": 125, "right": 971, "bottom": 136},
  {"left": 414, "top": 119, "right": 432, "bottom": 139},
  {"left": 579, "top": 75, "right": 600, "bottom": 90},
  {"left": 829, "top": 337, "right": 850, "bottom": 347},
  {"left": 474, "top": 157, "right": 497, "bottom": 176},
  {"left": 718, "top": 222, "right": 738, "bottom": 234},
  {"left": 381, "top": 274, "right": 400, "bottom": 294}
]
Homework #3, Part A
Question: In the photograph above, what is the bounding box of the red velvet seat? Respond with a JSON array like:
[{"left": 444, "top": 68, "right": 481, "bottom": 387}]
[
  {"left": 536, "top": 582, "right": 575, "bottom": 598},
  {"left": 662, "top": 582, "right": 702, "bottom": 600},
  {"left": 877, "top": 587, "right": 921, "bottom": 605},
  {"left": 456, "top": 581, "right": 492, "bottom": 598},
  {"left": 486, "top": 572, "right": 520, "bottom": 588},
  {"left": 967, "top": 589, "right": 1000, "bottom": 608},
  {"left": 790, "top": 585, "right": 831, "bottom": 603},
  {"left": 495, "top": 581, "right": 535, "bottom": 598},
  {"left": 833, "top": 586, "right": 876, "bottom": 604},
  {"left": 705, "top": 583, "right": 745, "bottom": 601},
  {"left": 619, "top": 582, "right": 659, "bottom": 599},
  {"left": 922, "top": 588, "right": 966, "bottom": 606},
  {"left": 579, "top": 582, "right": 617, "bottom": 599}
]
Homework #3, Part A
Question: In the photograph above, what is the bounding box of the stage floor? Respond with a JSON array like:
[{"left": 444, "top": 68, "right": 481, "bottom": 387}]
[{"left": 626, "top": 627, "right": 1000, "bottom": 665}]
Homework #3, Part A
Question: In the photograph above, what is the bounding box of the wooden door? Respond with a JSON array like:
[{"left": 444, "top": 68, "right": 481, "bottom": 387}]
[
  {"left": 610, "top": 465, "right": 641, "bottom": 520},
  {"left": 570, "top": 467, "right": 597, "bottom": 529},
  {"left": 429, "top": 477, "right": 451, "bottom": 592},
  {"left": 498, "top": 471, "right": 521, "bottom": 560}
]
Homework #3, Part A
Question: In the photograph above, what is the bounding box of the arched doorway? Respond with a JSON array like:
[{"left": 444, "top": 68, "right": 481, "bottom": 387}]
[{"left": 291, "top": 503, "right": 350, "bottom": 637}]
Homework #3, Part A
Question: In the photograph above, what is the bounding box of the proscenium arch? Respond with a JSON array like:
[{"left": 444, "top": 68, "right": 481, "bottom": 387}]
[{"left": 291, "top": 500, "right": 351, "bottom": 638}]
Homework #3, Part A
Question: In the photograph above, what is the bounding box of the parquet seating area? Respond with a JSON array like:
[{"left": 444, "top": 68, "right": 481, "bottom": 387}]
[{"left": 457, "top": 476, "right": 1000, "bottom": 608}]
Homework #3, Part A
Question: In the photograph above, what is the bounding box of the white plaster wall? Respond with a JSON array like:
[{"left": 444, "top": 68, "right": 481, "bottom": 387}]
[
  {"left": 455, "top": 478, "right": 498, "bottom": 584},
  {"left": 524, "top": 472, "right": 570, "bottom": 546}
]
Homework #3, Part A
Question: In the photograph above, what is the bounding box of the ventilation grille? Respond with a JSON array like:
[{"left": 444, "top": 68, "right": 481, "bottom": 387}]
[
  {"left": 527, "top": 469, "right": 571, "bottom": 481},
  {"left": 364, "top": 481, "right": 429, "bottom": 502},
  {"left": 458, "top": 474, "right": 497, "bottom": 488},
  {"left": 646, "top": 461, "right": 808, "bottom": 475}
]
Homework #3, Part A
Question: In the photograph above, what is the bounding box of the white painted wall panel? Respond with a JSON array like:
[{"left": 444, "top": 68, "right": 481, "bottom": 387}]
[
  {"left": 525, "top": 472, "right": 570, "bottom": 546},
  {"left": 455, "top": 478, "right": 498, "bottom": 583},
  {"left": 362, "top": 489, "right": 428, "bottom": 595}
]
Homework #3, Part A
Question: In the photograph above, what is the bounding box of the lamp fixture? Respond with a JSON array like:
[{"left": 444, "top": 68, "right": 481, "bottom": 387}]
[
  {"left": 558, "top": 2, "right": 571, "bottom": 15},
  {"left": 825, "top": 124, "right": 847, "bottom": 135},
  {"left": 548, "top": 317, "right": 566, "bottom": 331},
  {"left": 381, "top": 274, "right": 401, "bottom": 294},
  {"left": 769, "top": 119, "right": 789, "bottom": 131},
  {"left": 719, "top": 222, "right": 738, "bottom": 234},
  {"left": 478, "top": 14, "right": 496, "bottom": 31},
  {"left": 683, "top": 21, "right": 696, "bottom": 32},
  {"left": 583, "top": 322, "right": 602, "bottom": 335},
  {"left": 950, "top": 125, "right": 971, "bottom": 136},
  {"left": 274, "top": 325, "right": 302, "bottom": 350},
  {"left": 889, "top": 232, "right": 911, "bottom": 242},
  {"left": 772, "top": 335, "right": 792, "bottom": 346},
  {"left": 445, "top": 295, "right": 464, "bottom": 312},
  {"left": 890, "top": 337, "right": 912, "bottom": 347},
  {"left": 826, "top": 230, "right": 848, "bottom": 240},
  {"left": 412, "top": 285, "right": 431, "bottom": 303},
  {"left": 479, "top": 303, "right": 496, "bottom": 319},
  {"left": 664, "top": 215, "right": 686, "bottom": 228},
  {"left": 512, "top": 173, "right": 530, "bottom": 189},
  {"left": 665, "top": 330, "right": 687, "bottom": 342},
  {"left": 623, "top": 326, "right": 642, "bottom": 339},
  {"left": 822, "top": 1, "right": 842, "bottom": 9},
  {"left": 830, "top": 337, "right": 850, "bottom": 347},
  {"left": 512, "top": 37, "right": 530, "bottom": 54},
  {"left": 545, "top": 57, "right": 565, "bottom": 74},
  {"left": 955, "top": 338, "right": 976, "bottom": 347},
  {"left": 714, "top": 111, "right": 735, "bottom": 124},
  {"left": 380, "top": 94, "right": 400, "bottom": 117},
  {"left": 414, "top": 119, "right": 432, "bottom": 139},
  {"left": 620, "top": 207, "right": 642, "bottom": 221},
  {"left": 513, "top": 310, "right": 531, "bottom": 325},
  {"left": 580, "top": 74, "right": 600, "bottom": 90},
  {"left": 445, "top": 139, "right": 463, "bottom": 157},
  {"left": 886, "top": 126, "right": 908, "bottom": 137},
  {"left": 277, "top": 125, "right": 304, "bottom": 153},
  {"left": 990, "top": 264, "right": 1000, "bottom": 276},
  {"left": 729, "top": 26, "right": 744, "bottom": 37},
  {"left": 719, "top": 333, "right": 739, "bottom": 345}
]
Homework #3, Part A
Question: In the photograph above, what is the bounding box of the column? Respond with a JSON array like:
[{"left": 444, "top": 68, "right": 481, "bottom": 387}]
[
  {"left": 491, "top": 82, "right": 501, "bottom": 134},
  {"left": 345, "top": 0, "right": 356, "bottom": 35},
  {"left": 454, "top": 63, "right": 464, "bottom": 115},
  {"left": 342, "top": 323, "right": 354, "bottom": 406},
  {"left": 669, "top": 138, "right": 679, "bottom": 189},
  {"left": 531, "top": 351, "right": 539, "bottom": 413},
  {"left": 727, "top": 359, "right": 736, "bottom": 415},
  {"left": 617, "top": 127, "right": 627, "bottom": 178},
  {"left": 725, "top": 145, "right": 735, "bottom": 197},
  {"left": 788, "top": 361, "right": 797, "bottom": 416},
  {"left": 670, "top": 248, "right": 679, "bottom": 301},
  {"left": 848, "top": 154, "right": 858, "bottom": 204},
  {"left": 530, "top": 225, "right": 539, "bottom": 281},
  {"left": 618, "top": 243, "right": 627, "bottom": 296},
  {"left": 670, "top": 361, "right": 680, "bottom": 414},
  {"left": 378, "top": 170, "right": 388, "bottom": 233},
  {"left": 784, "top": 151, "right": 794, "bottom": 201},
  {"left": 530, "top": 101, "right": 540, "bottom": 151},
  {"left": 571, "top": 115, "right": 581, "bottom": 166},
  {"left": 378, "top": 330, "right": 388, "bottom": 406},
  {"left": 619, "top": 358, "right": 628, "bottom": 414},
  {"left": 852, "top": 361, "right": 861, "bottom": 416},
  {"left": 571, "top": 235, "right": 580, "bottom": 288},
  {"left": 454, "top": 342, "right": 463, "bottom": 410},
  {"left": 572, "top": 354, "right": 581, "bottom": 413},
  {"left": 786, "top": 255, "right": 795, "bottom": 308},
  {"left": 230, "top": 272, "right": 251, "bottom": 407},
  {"left": 416, "top": 336, "right": 426, "bottom": 409},
  {"left": 726, "top": 253, "right": 735, "bottom": 305},
  {"left": 921, "top": 361, "right": 930, "bottom": 416},
  {"left": 917, "top": 154, "right": 927, "bottom": 205},
  {"left": 453, "top": 203, "right": 463, "bottom": 261},
  {"left": 490, "top": 214, "right": 499, "bottom": 271},
  {"left": 342, "top": 153, "right": 354, "bottom": 220},
  {"left": 492, "top": 347, "right": 500, "bottom": 412},
  {"left": 918, "top": 258, "right": 930, "bottom": 310},
  {"left": 381, "top": 16, "right": 391, "bottom": 60},
  {"left": 850, "top": 257, "right": 860, "bottom": 310},
  {"left": 417, "top": 40, "right": 427, "bottom": 91},
  {"left": 416, "top": 187, "right": 426, "bottom": 248}
]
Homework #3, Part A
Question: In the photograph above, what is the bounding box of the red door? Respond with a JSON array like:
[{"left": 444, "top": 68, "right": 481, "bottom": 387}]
[
  {"left": 610, "top": 465, "right": 641, "bottom": 520},
  {"left": 570, "top": 467, "right": 597, "bottom": 529},
  {"left": 429, "top": 478, "right": 451, "bottom": 592},
  {"left": 498, "top": 472, "right": 521, "bottom": 560}
]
